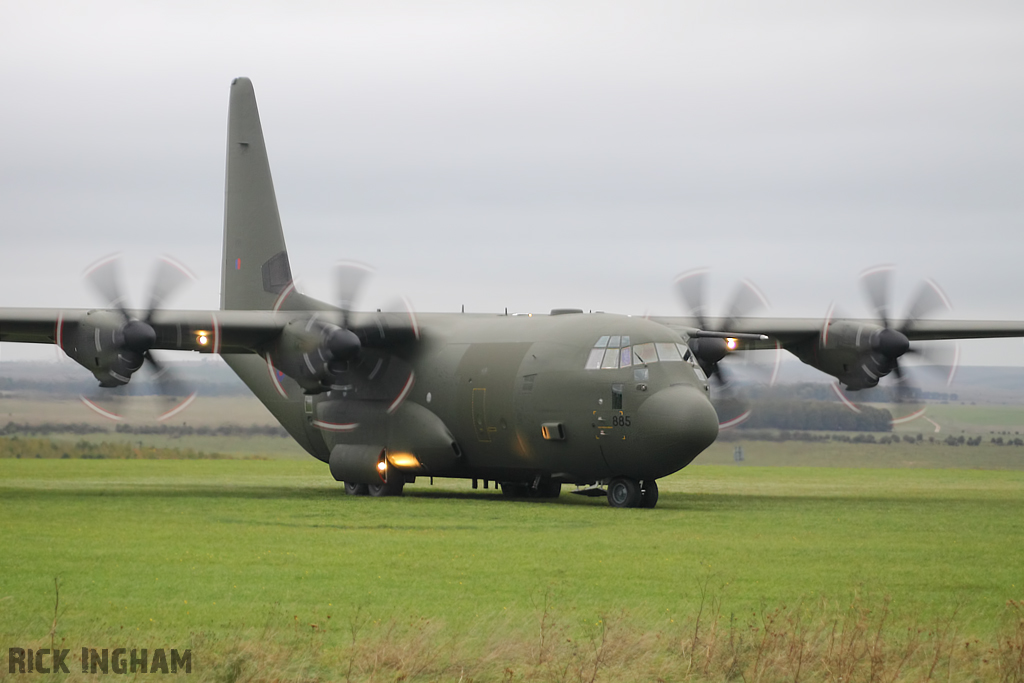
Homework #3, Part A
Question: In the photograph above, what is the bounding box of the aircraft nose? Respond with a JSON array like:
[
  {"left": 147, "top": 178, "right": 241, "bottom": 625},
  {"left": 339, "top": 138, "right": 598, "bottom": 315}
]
[{"left": 631, "top": 384, "right": 719, "bottom": 479}]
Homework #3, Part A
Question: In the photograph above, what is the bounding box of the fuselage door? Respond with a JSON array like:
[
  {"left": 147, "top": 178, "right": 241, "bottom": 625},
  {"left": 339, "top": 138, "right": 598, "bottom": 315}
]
[{"left": 593, "top": 383, "right": 627, "bottom": 440}]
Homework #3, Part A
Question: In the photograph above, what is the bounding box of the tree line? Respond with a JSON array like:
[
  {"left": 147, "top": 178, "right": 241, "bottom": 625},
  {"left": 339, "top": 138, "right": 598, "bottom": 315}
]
[
  {"left": 0, "top": 436, "right": 252, "bottom": 459},
  {"left": 0, "top": 421, "right": 289, "bottom": 437},
  {"left": 734, "top": 400, "right": 894, "bottom": 432}
]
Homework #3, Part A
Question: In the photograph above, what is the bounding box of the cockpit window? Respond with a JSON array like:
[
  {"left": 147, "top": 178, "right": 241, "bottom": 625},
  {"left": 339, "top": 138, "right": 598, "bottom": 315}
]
[
  {"left": 585, "top": 336, "right": 687, "bottom": 370},
  {"left": 656, "top": 343, "right": 682, "bottom": 362},
  {"left": 632, "top": 342, "right": 655, "bottom": 365}
]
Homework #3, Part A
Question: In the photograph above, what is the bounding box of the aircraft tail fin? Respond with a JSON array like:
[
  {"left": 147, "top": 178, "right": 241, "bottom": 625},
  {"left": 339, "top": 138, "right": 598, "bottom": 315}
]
[{"left": 220, "top": 77, "right": 294, "bottom": 311}]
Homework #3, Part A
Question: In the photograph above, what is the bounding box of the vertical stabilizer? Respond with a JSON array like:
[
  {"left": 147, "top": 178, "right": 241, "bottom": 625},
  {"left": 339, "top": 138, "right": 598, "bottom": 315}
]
[{"left": 221, "top": 77, "right": 293, "bottom": 311}]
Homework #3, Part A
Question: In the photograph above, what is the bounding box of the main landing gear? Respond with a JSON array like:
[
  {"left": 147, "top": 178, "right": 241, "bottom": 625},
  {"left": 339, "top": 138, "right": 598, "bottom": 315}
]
[
  {"left": 344, "top": 479, "right": 405, "bottom": 497},
  {"left": 606, "top": 477, "right": 658, "bottom": 509},
  {"left": 500, "top": 480, "right": 562, "bottom": 499}
]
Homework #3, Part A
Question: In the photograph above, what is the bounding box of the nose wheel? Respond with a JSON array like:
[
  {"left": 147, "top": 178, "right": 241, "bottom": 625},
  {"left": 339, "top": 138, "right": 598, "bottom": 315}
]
[{"left": 606, "top": 477, "right": 659, "bottom": 508}]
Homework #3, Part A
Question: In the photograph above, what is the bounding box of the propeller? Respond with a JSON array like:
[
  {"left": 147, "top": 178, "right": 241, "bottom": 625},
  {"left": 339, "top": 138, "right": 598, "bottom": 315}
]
[
  {"left": 674, "top": 268, "right": 774, "bottom": 386},
  {"left": 674, "top": 269, "right": 777, "bottom": 428},
  {"left": 322, "top": 261, "right": 373, "bottom": 367},
  {"left": 79, "top": 255, "right": 197, "bottom": 421},
  {"left": 841, "top": 265, "right": 959, "bottom": 421},
  {"left": 270, "top": 261, "right": 420, "bottom": 427}
]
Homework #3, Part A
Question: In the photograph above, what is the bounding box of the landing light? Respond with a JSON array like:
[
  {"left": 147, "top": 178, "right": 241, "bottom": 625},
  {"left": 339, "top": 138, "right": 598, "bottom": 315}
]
[
  {"left": 376, "top": 460, "right": 388, "bottom": 472},
  {"left": 196, "top": 331, "right": 210, "bottom": 346},
  {"left": 388, "top": 453, "right": 421, "bottom": 468},
  {"left": 726, "top": 337, "right": 738, "bottom": 351}
]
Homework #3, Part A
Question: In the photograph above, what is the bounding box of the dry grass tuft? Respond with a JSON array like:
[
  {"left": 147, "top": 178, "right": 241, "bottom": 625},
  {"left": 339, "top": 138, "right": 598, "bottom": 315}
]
[{"left": 152, "top": 595, "right": 1024, "bottom": 682}]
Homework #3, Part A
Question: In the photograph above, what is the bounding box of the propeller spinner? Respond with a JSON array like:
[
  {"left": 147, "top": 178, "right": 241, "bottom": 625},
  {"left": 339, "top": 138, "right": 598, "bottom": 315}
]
[
  {"left": 75, "top": 255, "right": 197, "bottom": 420},
  {"left": 674, "top": 269, "right": 775, "bottom": 427},
  {"left": 831, "top": 265, "right": 959, "bottom": 421}
]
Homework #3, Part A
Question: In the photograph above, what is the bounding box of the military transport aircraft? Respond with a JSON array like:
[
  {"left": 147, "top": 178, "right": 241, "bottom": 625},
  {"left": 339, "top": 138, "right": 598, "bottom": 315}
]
[{"left": 4, "top": 78, "right": 1024, "bottom": 508}]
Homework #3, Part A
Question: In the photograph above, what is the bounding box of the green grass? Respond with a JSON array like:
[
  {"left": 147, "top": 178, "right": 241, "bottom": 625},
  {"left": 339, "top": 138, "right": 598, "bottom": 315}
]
[
  {"left": 922, "top": 403, "right": 1024, "bottom": 431},
  {"left": 2, "top": 458, "right": 1023, "bottom": 680}
]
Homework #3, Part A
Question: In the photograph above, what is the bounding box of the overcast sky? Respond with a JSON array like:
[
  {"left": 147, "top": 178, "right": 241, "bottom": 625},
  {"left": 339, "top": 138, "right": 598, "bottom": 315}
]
[{"left": 2, "top": 1, "right": 1023, "bottom": 369}]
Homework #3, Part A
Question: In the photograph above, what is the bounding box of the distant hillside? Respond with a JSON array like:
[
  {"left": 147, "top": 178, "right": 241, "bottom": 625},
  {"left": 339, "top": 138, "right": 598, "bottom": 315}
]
[
  {"left": 0, "top": 359, "right": 250, "bottom": 398},
  {"left": 3, "top": 358, "right": 1024, "bottom": 403},
  {"left": 737, "top": 360, "right": 1024, "bottom": 405}
]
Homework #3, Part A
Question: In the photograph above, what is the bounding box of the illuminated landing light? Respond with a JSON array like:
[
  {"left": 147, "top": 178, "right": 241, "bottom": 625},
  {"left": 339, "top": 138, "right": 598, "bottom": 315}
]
[
  {"left": 725, "top": 338, "right": 738, "bottom": 351},
  {"left": 196, "top": 331, "right": 210, "bottom": 346},
  {"left": 377, "top": 460, "right": 388, "bottom": 472},
  {"left": 388, "top": 452, "right": 421, "bottom": 469}
]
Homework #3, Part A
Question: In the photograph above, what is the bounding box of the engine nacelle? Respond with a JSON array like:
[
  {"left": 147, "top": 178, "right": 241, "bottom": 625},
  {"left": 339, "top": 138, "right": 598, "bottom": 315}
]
[
  {"left": 687, "top": 336, "right": 728, "bottom": 377},
  {"left": 329, "top": 444, "right": 387, "bottom": 484},
  {"left": 790, "top": 320, "right": 910, "bottom": 391},
  {"left": 387, "top": 402, "right": 462, "bottom": 473},
  {"left": 63, "top": 310, "right": 150, "bottom": 387},
  {"left": 268, "top": 317, "right": 360, "bottom": 394}
]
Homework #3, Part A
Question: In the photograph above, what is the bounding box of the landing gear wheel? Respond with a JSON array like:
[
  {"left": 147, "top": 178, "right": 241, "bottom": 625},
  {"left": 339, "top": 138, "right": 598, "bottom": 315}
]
[
  {"left": 344, "top": 481, "right": 369, "bottom": 496},
  {"left": 607, "top": 477, "right": 642, "bottom": 508},
  {"left": 640, "top": 479, "right": 659, "bottom": 508},
  {"left": 368, "top": 479, "right": 405, "bottom": 497},
  {"left": 501, "top": 482, "right": 529, "bottom": 498},
  {"left": 533, "top": 480, "right": 562, "bottom": 499}
]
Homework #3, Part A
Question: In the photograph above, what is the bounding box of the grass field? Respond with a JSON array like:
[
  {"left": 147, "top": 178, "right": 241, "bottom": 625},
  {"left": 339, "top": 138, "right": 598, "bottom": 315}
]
[
  {"left": 921, "top": 403, "right": 1024, "bottom": 434},
  {"left": 2, "top": 459, "right": 1023, "bottom": 681}
]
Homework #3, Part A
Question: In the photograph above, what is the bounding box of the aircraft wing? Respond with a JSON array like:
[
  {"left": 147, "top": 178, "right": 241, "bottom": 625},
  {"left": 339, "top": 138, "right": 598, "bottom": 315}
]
[
  {"left": 0, "top": 307, "right": 420, "bottom": 355},
  {"left": 650, "top": 316, "right": 1024, "bottom": 349},
  {"left": 0, "top": 308, "right": 285, "bottom": 354}
]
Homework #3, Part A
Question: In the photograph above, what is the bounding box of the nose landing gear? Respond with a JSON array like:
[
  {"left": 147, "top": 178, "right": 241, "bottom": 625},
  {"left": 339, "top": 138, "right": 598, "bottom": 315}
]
[{"left": 606, "top": 477, "right": 659, "bottom": 508}]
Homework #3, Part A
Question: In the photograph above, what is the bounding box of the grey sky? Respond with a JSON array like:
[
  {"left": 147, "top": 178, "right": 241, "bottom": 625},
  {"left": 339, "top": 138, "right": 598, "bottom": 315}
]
[{"left": 2, "top": 1, "right": 1023, "bottom": 369}]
